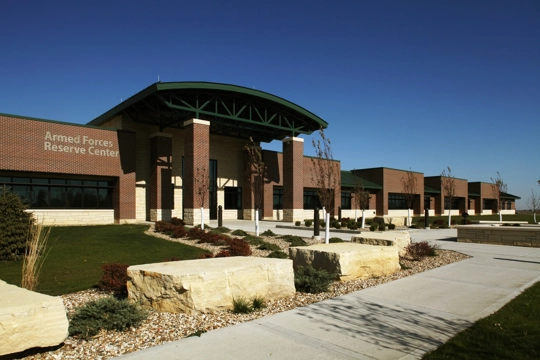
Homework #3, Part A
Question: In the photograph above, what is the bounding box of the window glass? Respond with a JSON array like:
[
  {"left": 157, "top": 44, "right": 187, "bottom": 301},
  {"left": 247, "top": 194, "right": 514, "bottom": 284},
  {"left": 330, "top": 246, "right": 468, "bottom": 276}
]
[
  {"left": 32, "top": 178, "right": 49, "bottom": 184},
  {"left": 98, "top": 188, "right": 113, "bottom": 208},
  {"left": 67, "top": 187, "right": 83, "bottom": 207},
  {"left": 224, "top": 187, "right": 242, "bottom": 210},
  {"left": 303, "top": 190, "right": 321, "bottom": 210},
  {"left": 13, "top": 177, "right": 30, "bottom": 184},
  {"left": 83, "top": 180, "right": 98, "bottom": 186},
  {"left": 31, "top": 186, "right": 49, "bottom": 208},
  {"left": 50, "top": 187, "right": 67, "bottom": 208},
  {"left": 50, "top": 179, "right": 66, "bottom": 185},
  {"left": 68, "top": 180, "right": 83, "bottom": 185},
  {"left": 341, "top": 192, "right": 352, "bottom": 210},
  {"left": 388, "top": 194, "right": 408, "bottom": 210},
  {"left": 273, "top": 188, "right": 283, "bottom": 210}
]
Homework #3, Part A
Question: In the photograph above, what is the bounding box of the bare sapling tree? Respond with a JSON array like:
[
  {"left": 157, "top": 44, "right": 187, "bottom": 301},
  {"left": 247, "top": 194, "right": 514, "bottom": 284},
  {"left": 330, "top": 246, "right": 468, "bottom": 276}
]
[
  {"left": 441, "top": 167, "right": 456, "bottom": 227},
  {"left": 526, "top": 189, "right": 539, "bottom": 223},
  {"left": 244, "top": 137, "right": 267, "bottom": 236},
  {"left": 401, "top": 170, "right": 418, "bottom": 227},
  {"left": 353, "top": 176, "right": 370, "bottom": 228},
  {"left": 311, "top": 128, "right": 339, "bottom": 243},
  {"left": 491, "top": 172, "right": 507, "bottom": 222},
  {"left": 194, "top": 166, "right": 209, "bottom": 230}
]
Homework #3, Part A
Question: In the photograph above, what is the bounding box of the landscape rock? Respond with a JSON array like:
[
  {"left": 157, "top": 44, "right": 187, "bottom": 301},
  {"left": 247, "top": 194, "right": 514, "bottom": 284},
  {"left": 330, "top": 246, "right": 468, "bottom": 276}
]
[
  {"left": 351, "top": 231, "right": 411, "bottom": 256},
  {"left": 127, "top": 257, "right": 296, "bottom": 314},
  {"left": 289, "top": 243, "right": 400, "bottom": 281},
  {"left": 0, "top": 281, "right": 69, "bottom": 356}
]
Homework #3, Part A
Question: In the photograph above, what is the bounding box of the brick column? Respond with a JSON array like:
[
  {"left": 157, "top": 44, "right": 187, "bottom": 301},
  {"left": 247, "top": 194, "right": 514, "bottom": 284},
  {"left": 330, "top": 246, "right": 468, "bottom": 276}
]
[
  {"left": 114, "top": 130, "right": 137, "bottom": 223},
  {"left": 282, "top": 137, "right": 304, "bottom": 222},
  {"left": 183, "top": 119, "right": 210, "bottom": 225},
  {"left": 149, "top": 133, "right": 173, "bottom": 221}
]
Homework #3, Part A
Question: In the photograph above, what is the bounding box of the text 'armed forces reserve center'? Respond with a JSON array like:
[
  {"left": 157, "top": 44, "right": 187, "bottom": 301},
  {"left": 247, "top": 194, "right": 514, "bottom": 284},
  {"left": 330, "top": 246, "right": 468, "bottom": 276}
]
[{"left": 0, "top": 82, "right": 519, "bottom": 226}]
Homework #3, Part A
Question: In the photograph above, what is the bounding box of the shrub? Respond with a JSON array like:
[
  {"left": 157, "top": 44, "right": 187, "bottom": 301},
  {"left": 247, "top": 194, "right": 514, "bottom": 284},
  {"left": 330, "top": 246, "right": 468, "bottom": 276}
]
[
  {"left": 295, "top": 221, "right": 301, "bottom": 226},
  {"left": 333, "top": 222, "right": 341, "bottom": 229},
  {"left": 320, "top": 220, "right": 326, "bottom": 227},
  {"left": 304, "top": 220, "right": 313, "bottom": 227},
  {"left": 258, "top": 242, "right": 281, "bottom": 252},
  {"left": 252, "top": 296, "right": 266, "bottom": 310},
  {"left": 349, "top": 223, "right": 358, "bottom": 230},
  {"left": 170, "top": 217, "right": 185, "bottom": 227},
  {"left": 432, "top": 219, "right": 445, "bottom": 227},
  {"left": 21, "top": 220, "right": 51, "bottom": 291},
  {"left": 68, "top": 297, "right": 147, "bottom": 339},
  {"left": 244, "top": 235, "right": 265, "bottom": 246},
  {"left": 232, "top": 297, "right": 252, "bottom": 314},
  {"left": 388, "top": 224, "right": 396, "bottom": 230},
  {"left": 231, "top": 229, "right": 248, "bottom": 237},
  {"left": 378, "top": 223, "right": 386, "bottom": 231},
  {"left": 294, "top": 266, "right": 335, "bottom": 293},
  {"left": 279, "top": 235, "right": 307, "bottom": 247},
  {"left": 460, "top": 218, "right": 472, "bottom": 225},
  {"left": 198, "top": 252, "right": 214, "bottom": 259},
  {"left": 0, "top": 187, "right": 33, "bottom": 261},
  {"left": 98, "top": 263, "right": 129, "bottom": 298},
  {"left": 261, "top": 229, "right": 276, "bottom": 237},
  {"left": 212, "top": 226, "right": 231, "bottom": 234},
  {"left": 215, "top": 250, "right": 231, "bottom": 257},
  {"left": 329, "top": 237, "right": 343, "bottom": 243},
  {"left": 267, "top": 250, "right": 288, "bottom": 258},
  {"left": 171, "top": 225, "right": 187, "bottom": 238},
  {"left": 369, "top": 223, "right": 378, "bottom": 231},
  {"left": 372, "top": 217, "right": 385, "bottom": 225},
  {"left": 154, "top": 221, "right": 175, "bottom": 234},
  {"left": 187, "top": 227, "right": 206, "bottom": 240},
  {"left": 226, "top": 238, "right": 252, "bottom": 256},
  {"left": 406, "top": 241, "right": 436, "bottom": 261}
]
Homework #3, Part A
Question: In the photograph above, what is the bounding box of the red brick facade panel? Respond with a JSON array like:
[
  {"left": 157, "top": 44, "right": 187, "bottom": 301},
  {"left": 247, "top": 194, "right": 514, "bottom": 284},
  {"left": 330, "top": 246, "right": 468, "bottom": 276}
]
[
  {"left": 0, "top": 115, "right": 137, "bottom": 221},
  {"left": 183, "top": 120, "right": 210, "bottom": 209}
]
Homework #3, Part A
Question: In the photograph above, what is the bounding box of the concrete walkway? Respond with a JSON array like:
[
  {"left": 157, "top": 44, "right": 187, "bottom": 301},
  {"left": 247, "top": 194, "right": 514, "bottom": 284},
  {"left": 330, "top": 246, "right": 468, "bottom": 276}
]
[{"left": 118, "top": 222, "right": 540, "bottom": 360}]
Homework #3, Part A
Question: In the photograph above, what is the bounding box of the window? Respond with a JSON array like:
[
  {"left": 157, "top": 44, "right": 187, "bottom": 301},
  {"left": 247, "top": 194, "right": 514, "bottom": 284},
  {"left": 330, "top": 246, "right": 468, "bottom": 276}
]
[
  {"left": 273, "top": 188, "right": 283, "bottom": 210},
  {"left": 303, "top": 189, "right": 321, "bottom": 210},
  {"left": 388, "top": 194, "right": 408, "bottom": 210},
  {"left": 483, "top": 199, "right": 495, "bottom": 210},
  {"left": 341, "top": 192, "right": 351, "bottom": 210},
  {"left": 444, "top": 197, "right": 459, "bottom": 210},
  {"left": 0, "top": 174, "right": 114, "bottom": 209},
  {"left": 224, "top": 187, "right": 242, "bottom": 210}
]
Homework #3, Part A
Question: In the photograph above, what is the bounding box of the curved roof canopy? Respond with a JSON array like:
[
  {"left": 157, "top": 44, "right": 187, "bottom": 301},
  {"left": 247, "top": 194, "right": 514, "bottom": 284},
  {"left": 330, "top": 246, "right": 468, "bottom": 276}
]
[{"left": 89, "top": 82, "right": 328, "bottom": 142}]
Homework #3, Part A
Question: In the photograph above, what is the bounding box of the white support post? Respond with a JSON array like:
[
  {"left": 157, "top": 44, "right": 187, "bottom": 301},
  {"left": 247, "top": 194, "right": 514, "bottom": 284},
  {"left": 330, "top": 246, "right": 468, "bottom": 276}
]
[
  {"left": 200, "top": 207, "right": 205, "bottom": 230},
  {"left": 255, "top": 209, "right": 260, "bottom": 236}
]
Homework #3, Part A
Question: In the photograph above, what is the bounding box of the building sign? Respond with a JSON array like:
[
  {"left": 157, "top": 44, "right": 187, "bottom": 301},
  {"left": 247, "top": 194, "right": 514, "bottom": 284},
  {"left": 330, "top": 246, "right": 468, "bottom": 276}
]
[{"left": 44, "top": 131, "right": 119, "bottom": 157}]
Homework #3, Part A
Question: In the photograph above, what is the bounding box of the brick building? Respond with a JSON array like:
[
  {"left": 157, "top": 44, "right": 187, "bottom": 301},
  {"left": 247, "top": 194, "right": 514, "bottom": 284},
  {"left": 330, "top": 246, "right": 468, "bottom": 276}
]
[{"left": 0, "top": 82, "right": 519, "bottom": 226}]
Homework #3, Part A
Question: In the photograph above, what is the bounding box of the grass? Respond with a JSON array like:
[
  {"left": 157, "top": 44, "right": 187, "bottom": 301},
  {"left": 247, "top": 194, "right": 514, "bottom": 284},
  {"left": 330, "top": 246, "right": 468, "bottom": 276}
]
[
  {"left": 0, "top": 225, "right": 207, "bottom": 296},
  {"left": 423, "top": 281, "right": 540, "bottom": 359}
]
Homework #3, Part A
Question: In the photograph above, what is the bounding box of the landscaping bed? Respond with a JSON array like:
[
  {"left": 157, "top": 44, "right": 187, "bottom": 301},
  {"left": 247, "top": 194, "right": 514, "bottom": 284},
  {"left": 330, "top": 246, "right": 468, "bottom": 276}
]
[{"left": 19, "top": 225, "right": 469, "bottom": 360}]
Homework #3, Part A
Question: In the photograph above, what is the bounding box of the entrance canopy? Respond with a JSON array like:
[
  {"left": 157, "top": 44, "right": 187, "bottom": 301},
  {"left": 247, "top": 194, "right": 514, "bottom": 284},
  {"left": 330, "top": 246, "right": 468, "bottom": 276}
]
[{"left": 89, "top": 82, "right": 328, "bottom": 142}]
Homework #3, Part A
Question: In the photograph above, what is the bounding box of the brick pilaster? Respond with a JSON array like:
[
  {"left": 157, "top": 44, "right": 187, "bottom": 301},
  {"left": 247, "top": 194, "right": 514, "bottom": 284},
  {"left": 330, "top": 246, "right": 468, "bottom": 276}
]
[
  {"left": 183, "top": 119, "right": 210, "bottom": 225},
  {"left": 282, "top": 137, "right": 304, "bottom": 222},
  {"left": 149, "top": 133, "right": 173, "bottom": 221}
]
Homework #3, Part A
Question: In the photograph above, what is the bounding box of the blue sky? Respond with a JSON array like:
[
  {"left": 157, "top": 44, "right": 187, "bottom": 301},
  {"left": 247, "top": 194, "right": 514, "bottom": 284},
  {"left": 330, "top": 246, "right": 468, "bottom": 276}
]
[{"left": 1, "top": 0, "right": 539, "bottom": 208}]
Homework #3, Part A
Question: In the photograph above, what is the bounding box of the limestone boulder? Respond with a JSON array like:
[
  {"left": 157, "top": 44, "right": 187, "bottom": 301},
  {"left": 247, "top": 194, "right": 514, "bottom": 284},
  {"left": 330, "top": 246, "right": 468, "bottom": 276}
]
[
  {"left": 127, "top": 257, "right": 295, "bottom": 314},
  {"left": 289, "top": 243, "right": 400, "bottom": 281},
  {"left": 351, "top": 231, "right": 411, "bottom": 256},
  {"left": 0, "top": 281, "right": 69, "bottom": 356}
]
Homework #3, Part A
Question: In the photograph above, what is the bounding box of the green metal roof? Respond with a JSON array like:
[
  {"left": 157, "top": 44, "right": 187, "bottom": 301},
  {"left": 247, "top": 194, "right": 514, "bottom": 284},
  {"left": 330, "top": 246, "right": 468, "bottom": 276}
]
[
  {"left": 88, "top": 82, "right": 328, "bottom": 143},
  {"left": 341, "top": 171, "right": 382, "bottom": 189},
  {"left": 424, "top": 185, "right": 441, "bottom": 194},
  {"left": 501, "top": 192, "right": 521, "bottom": 200}
]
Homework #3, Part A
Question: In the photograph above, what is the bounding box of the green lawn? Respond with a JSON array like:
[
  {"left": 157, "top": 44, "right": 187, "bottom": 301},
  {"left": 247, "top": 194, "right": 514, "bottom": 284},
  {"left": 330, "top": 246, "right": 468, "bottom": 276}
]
[
  {"left": 423, "top": 281, "right": 540, "bottom": 359},
  {"left": 0, "top": 225, "right": 207, "bottom": 296}
]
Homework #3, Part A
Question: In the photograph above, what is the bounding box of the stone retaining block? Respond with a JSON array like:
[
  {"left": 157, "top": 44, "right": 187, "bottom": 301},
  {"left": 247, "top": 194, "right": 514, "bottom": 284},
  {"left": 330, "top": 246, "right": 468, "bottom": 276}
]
[
  {"left": 127, "top": 257, "right": 295, "bottom": 314},
  {"left": 351, "top": 231, "right": 411, "bottom": 256},
  {"left": 289, "top": 243, "right": 400, "bottom": 281},
  {"left": 457, "top": 225, "right": 540, "bottom": 247},
  {"left": 0, "top": 280, "right": 69, "bottom": 356}
]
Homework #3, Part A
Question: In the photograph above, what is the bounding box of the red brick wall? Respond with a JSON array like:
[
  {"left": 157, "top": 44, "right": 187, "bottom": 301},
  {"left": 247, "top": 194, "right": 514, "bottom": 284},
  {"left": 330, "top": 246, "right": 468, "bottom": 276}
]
[
  {"left": 183, "top": 120, "right": 210, "bottom": 209},
  {"left": 0, "top": 115, "right": 137, "bottom": 221},
  {"left": 283, "top": 138, "right": 304, "bottom": 210}
]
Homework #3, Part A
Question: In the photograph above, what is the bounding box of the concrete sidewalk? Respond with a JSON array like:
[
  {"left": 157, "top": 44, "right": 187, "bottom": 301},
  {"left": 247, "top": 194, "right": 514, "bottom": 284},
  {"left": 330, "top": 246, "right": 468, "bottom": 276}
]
[{"left": 118, "top": 224, "right": 540, "bottom": 360}]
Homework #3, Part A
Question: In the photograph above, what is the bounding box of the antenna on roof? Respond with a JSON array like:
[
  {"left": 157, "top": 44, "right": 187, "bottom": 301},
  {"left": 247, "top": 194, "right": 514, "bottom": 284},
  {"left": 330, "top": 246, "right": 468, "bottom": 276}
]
[{"left": 158, "top": 75, "right": 161, "bottom": 83}]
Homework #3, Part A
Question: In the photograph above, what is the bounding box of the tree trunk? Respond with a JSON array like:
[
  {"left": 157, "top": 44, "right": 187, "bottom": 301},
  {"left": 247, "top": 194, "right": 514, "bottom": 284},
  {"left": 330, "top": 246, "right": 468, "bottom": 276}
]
[
  {"left": 361, "top": 210, "right": 366, "bottom": 228},
  {"left": 407, "top": 208, "right": 411, "bottom": 227},
  {"left": 325, "top": 212, "right": 330, "bottom": 244},
  {"left": 255, "top": 209, "right": 260, "bottom": 236},
  {"left": 200, "top": 207, "right": 205, "bottom": 230}
]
